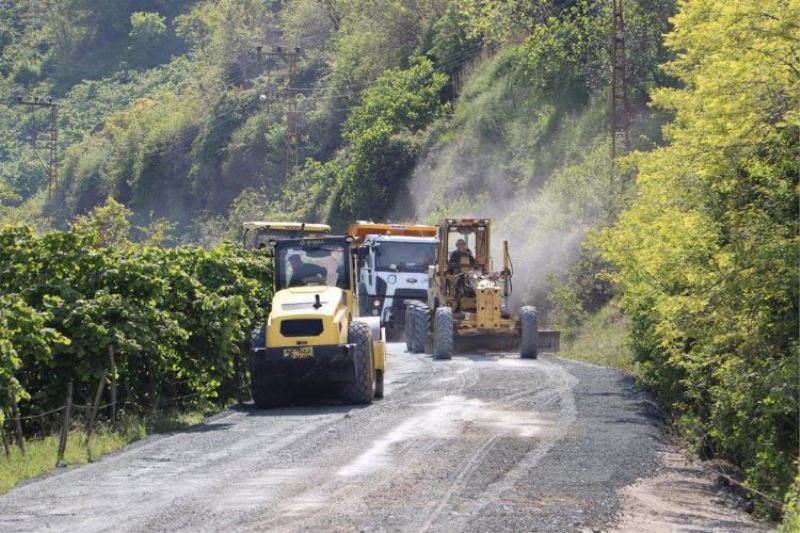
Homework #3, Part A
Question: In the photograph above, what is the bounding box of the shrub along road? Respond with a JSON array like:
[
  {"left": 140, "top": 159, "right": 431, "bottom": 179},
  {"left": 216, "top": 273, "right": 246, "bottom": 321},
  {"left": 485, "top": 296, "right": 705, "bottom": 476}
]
[{"left": 0, "top": 344, "right": 762, "bottom": 532}]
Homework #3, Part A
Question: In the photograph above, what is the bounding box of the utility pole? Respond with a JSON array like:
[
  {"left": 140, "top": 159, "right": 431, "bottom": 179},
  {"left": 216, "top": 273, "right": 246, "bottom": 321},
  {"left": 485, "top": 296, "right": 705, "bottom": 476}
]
[
  {"left": 16, "top": 95, "right": 59, "bottom": 199},
  {"left": 284, "top": 47, "right": 301, "bottom": 177},
  {"left": 257, "top": 46, "right": 303, "bottom": 178},
  {"left": 609, "top": 0, "right": 631, "bottom": 161}
]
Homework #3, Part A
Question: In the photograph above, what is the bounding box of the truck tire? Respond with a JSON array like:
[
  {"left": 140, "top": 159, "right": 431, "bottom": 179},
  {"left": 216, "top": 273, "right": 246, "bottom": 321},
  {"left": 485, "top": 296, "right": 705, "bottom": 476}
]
[
  {"left": 358, "top": 284, "right": 370, "bottom": 316},
  {"left": 405, "top": 303, "right": 416, "bottom": 352},
  {"left": 375, "top": 370, "right": 384, "bottom": 399},
  {"left": 520, "top": 306, "right": 539, "bottom": 359},
  {"left": 433, "top": 307, "right": 454, "bottom": 360},
  {"left": 250, "top": 325, "right": 266, "bottom": 350},
  {"left": 412, "top": 305, "right": 430, "bottom": 353},
  {"left": 340, "top": 321, "right": 376, "bottom": 404}
]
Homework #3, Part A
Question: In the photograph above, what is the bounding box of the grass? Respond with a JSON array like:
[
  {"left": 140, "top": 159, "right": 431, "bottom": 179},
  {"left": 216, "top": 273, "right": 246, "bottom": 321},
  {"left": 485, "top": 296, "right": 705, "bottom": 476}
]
[
  {"left": 0, "top": 403, "right": 220, "bottom": 495},
  {"left": 558, "top": 304, "right": 640, "bottom": 376}
]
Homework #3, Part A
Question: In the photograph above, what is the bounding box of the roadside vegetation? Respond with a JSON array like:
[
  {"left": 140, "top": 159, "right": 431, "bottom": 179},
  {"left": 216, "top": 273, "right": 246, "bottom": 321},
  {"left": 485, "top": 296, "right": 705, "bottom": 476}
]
[
  {"left": 601, "top": 2, "right": 799, "bottom": 519},
  {"left": 0, "top": 0, "right": 796, "bottom": 525},
  {"left": 1, "top": 199, "right": 270, "bottom": 492},
  {"left": 0, "top": 408, "right": 213, "bottom": 494},
  {"left": 557, "top": 305, "right": 637, "bottom": 377}
]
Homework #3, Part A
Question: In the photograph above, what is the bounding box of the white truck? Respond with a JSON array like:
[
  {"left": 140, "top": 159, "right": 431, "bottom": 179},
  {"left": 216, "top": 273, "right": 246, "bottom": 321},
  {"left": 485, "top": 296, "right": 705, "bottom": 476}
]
[{"left": 347, "top": 222, "right": 437, "bottom": 332}]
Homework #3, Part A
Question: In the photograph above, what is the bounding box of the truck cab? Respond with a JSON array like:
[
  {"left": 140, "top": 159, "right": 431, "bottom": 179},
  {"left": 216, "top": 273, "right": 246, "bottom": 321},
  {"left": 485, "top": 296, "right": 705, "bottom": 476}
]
[{"left": 347, "top": 222, "right": 437, "bottom": 330}]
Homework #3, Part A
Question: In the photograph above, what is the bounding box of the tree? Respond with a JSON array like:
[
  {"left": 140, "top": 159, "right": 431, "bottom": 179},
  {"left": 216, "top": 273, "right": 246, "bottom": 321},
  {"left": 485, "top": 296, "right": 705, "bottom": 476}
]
[
  {"left": 127, "top": 12, "right": 168, "bottom": 69},
  {"left": 600, "top": 0, "right": 800, "bottom": 516},
  {"left": 337, "top": 57, "right": 448, "bottom": 219}
]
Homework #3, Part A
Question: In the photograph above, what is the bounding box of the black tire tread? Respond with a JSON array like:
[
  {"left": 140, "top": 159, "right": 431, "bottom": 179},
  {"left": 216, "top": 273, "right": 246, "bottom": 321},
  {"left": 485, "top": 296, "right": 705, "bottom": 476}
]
[
  {"left": 249, "top": 325, "right": 291, "bottom": 407},
  {"left": 251, "top": 381, "right": 291, "bottom": 408},
  {"left": 412, "top": 305, "right": 430, "bottom": 353},
  {"left": 340, "top": 321, "right": 375, "bottom": 404},
  {"left": 520, "top": 306, "right": 539, "bottom": 359},
  {"left": 405, "top": 303, "right": 416, "bottom": 352},
  {"left": 433, "top": 307, "right": 453, "bottom": 360}
]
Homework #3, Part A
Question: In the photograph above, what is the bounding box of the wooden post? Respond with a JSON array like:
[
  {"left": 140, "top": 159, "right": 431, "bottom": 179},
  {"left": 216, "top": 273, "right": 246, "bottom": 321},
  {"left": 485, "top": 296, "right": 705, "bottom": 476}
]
[
  {"left": 234, "top": 350, "right": 245, "bottom": 405},
  {"left": 147, "top": 356, "right": 158, "bottom": 416},
  {"left": 9, "top": 391, "right": 24, "bottom": 455},
  {"left": 108, "top": 345, "right": 117, "bottom": 428},
  {"left": 85, "top": 369, "right": 108, "bottom": 456},
  {"left": 56, "top": 381, "right": 73, "bottom": 467},
  {"left": 0, "top": 421, "right": 10, "bottom": 459}
]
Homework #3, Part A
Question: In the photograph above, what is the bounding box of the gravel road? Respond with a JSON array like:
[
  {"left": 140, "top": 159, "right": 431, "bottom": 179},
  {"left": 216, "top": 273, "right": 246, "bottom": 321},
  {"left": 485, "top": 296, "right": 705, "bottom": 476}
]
[{"left": 0, "top": 344, "right": 754, "bottom": 532}]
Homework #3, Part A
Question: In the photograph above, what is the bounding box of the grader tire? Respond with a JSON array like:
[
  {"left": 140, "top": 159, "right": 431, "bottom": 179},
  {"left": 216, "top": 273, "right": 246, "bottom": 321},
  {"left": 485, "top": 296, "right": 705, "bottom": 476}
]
[
  {"left": 412, "top": 305, "right": 430, "bottom": 353},
  {"left": 405, "top": 303, "right": 416, "bottom": 352},
  {"left": 433, "top": 307, "right": 454, "bottom": 360},
  {"left": 520, "top": 306, "right": 539, "bottom": 359},
  {"left": 340, "top": 321, "right": 376, "bottom": 405}
]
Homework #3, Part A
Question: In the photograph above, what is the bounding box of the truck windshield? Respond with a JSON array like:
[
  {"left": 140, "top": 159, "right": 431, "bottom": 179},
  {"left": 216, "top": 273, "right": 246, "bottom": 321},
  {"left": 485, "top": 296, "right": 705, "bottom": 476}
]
[
  {"left": 275, "top": 241, "right": 349, "bottom": 289},
  {"left": 375, "top": 242, "right": 435, "bottom": 273}
]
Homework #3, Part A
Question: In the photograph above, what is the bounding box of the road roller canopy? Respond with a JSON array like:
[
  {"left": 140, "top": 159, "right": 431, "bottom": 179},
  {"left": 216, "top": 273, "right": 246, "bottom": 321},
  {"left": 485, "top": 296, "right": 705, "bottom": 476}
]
[
  {"left": 242, "top": 221, "right": 332, "bottom": 250},
  {"left": 271, "top": 236, "right": 353, "bottom": 290}
]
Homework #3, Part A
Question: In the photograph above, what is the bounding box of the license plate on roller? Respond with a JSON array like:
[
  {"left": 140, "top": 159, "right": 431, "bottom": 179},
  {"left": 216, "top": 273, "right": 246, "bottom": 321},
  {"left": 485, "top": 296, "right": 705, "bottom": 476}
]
[{"left": 284, "top": 346, "right": 313, "bottom": 359}]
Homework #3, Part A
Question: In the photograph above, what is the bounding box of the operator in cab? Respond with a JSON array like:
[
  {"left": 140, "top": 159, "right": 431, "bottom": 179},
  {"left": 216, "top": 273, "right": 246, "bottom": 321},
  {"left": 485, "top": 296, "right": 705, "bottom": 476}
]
[
  {"left": 449, "top": 238, "right": 477, "bottom": 273},
  {"left": 288, "top": 254, "right": 328, "bottom": 286}
]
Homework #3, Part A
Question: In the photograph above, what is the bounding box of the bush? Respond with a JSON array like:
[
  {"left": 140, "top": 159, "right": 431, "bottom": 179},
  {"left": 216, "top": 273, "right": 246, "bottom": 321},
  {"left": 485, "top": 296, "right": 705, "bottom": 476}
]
[
  {"left": 600, "top": 0, "right": 800, "bottom": 517},
  {"left": 337, "top": 57, "right": 448, "bottom": 220},
  {"left": 0, "top": 200, "right": 272, "bottom": 423}
]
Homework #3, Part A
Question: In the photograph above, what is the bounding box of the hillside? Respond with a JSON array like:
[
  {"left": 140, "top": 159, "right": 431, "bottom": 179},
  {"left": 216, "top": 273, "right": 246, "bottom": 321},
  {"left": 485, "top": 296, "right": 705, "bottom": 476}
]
[{"left": 0, "top": 0, "right": 797, "bottom": 525}]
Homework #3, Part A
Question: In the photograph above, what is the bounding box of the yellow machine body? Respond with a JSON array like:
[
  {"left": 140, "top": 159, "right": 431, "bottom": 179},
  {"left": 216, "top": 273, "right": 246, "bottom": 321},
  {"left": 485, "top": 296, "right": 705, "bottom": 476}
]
[
  {"left": 429, "top": 219, "right": 517, "bottom": 337},
  {"left": 248, "top": 234, "right": 386, "bottom": 408},
  {"left": 265, "top": 284, "right": 385, "bottom": 372}
]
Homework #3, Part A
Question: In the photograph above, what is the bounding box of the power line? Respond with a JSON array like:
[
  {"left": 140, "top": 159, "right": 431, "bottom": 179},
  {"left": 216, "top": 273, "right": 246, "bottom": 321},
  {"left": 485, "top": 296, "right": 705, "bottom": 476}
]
[
  {"left": 257, "top": 46, "right": 304, "bottom": 177},
  {"left": 15, "top": 95, "right": 58, "bottom": 199},
  {"left": 610, "top": 0, "right": 631, "bottom": 161}
]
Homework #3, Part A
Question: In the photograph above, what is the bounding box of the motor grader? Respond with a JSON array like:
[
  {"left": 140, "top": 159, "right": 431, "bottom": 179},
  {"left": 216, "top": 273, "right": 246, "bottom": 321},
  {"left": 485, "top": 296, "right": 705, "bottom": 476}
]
[
  {"left": 248, "top": 234, "right": 386, "bottom": 407},
  {"left": 405, "top": 218, "right": 555, "bottom": 359}
]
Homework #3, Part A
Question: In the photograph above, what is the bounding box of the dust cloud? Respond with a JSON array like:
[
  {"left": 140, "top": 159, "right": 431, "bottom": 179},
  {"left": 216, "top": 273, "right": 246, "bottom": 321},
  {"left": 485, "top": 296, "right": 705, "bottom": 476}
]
[{"left": 399, "top": 132, "right": 601, "bottom": 314}]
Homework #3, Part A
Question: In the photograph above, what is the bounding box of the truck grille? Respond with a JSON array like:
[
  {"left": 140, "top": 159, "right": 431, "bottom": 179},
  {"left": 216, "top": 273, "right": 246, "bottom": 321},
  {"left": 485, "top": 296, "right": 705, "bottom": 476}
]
[{"left": 391, "top": 289, "right": 428, "bottom": 308}]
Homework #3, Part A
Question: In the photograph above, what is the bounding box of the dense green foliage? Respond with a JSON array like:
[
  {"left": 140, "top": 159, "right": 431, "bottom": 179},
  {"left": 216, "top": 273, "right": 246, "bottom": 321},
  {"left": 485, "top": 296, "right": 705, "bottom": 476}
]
[
  {"left": 0, "top": 0, "right": 797, "bottom": 523},
  {"left": 600, "top": 0, "right": 799, "bottom": 517},
  {"left": 0, "top": 0, "right": 461, "bottom": 233},
  {"left": 408, "top": 0, "right": 673, "bottom": 313},
  {"left": 0, "top": 199, "right": 271, "bottom": 425}
]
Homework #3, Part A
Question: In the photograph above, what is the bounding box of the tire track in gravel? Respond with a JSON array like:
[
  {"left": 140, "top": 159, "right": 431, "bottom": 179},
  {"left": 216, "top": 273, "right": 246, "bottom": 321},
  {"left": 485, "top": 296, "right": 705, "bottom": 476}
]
[
  {"left": 268, "top": 351, "right": 575, "bottom": 533},
  {"left": 448, "top": 358, "right": 579, "bottom": 532},
  {"left": 410, "top": 357, "right": 579, "bottom": 533},
  {"left": 1, "top": 344, "right": 719, "bottom": 533},
  {"left": 242, "top": 351, "right": 483, "bottom": 532}
]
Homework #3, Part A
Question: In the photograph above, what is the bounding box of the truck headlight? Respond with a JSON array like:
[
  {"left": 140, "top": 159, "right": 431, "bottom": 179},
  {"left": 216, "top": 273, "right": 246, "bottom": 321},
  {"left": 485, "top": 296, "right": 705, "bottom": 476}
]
[{"left": 388, "top": 274, "right": 397, "bottom": 284}]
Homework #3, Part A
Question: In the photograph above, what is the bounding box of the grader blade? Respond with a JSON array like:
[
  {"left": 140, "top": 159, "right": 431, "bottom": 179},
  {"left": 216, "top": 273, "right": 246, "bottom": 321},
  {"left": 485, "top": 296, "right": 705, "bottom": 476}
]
[
  {"left": 538, "top": 330, "right": 561, "bottom": 352},
  {"left": 454, "top": 332, "right": 519, "bottom": 354}
]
